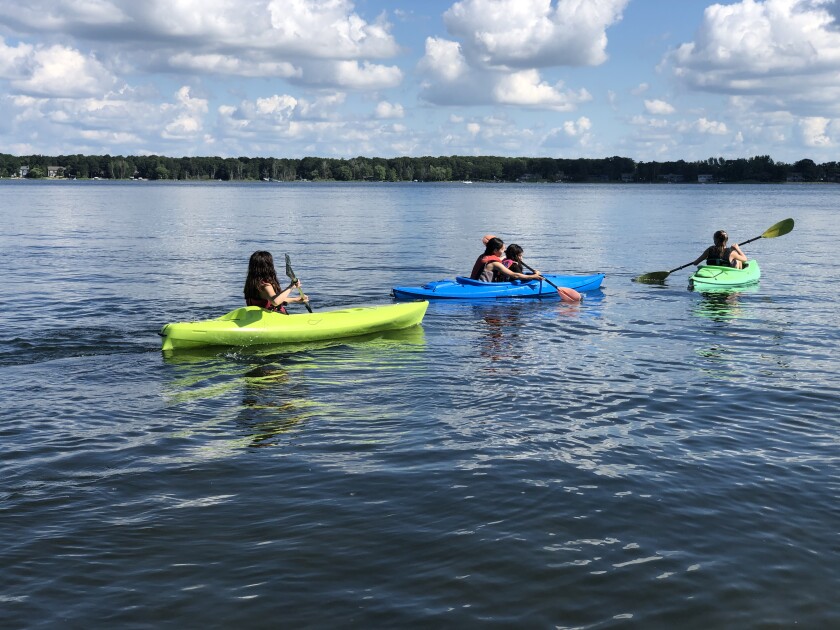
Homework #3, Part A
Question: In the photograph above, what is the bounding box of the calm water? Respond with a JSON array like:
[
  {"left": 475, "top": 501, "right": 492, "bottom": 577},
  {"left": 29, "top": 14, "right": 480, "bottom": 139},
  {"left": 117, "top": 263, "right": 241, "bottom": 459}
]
[{"left": 1, "top": 180, "right": 838, "bottom": 627}]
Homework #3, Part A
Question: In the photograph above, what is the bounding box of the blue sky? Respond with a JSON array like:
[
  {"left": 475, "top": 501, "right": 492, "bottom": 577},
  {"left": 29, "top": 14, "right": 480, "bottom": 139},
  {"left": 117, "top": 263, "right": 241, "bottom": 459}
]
[{"left": 1, "top": 0, "right": 839, "bottom": 162}]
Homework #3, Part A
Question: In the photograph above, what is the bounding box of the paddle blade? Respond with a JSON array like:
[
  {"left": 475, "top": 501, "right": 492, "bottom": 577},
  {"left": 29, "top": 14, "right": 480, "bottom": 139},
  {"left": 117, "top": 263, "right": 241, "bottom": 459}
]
[
  {"left": 633, "top": 271, "right": 669, "bottom": 283},
  {"left": 761, "top": 218, "right": 794, "bottom": 239},
  {"left": 557, "top": 287, "right": 582, "bottom": 302},
  {"left": 284, "top": 253, "right": 295, "bottom": 281}
]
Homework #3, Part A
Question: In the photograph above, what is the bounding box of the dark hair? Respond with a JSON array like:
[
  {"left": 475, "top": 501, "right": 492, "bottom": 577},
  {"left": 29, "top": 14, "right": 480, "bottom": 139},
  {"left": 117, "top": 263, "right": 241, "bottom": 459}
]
[
  {"left": 713, "top": 230, "right": 728, "bottom": 261},
  {"left": 505, "top": 244, "right": 523, "bottom": 261},
  {"left": 244, "top": 250, "right": 281, "bottom": 301},
  {"left": 483, "top": 237, "right": 504, "bottom": 255}
]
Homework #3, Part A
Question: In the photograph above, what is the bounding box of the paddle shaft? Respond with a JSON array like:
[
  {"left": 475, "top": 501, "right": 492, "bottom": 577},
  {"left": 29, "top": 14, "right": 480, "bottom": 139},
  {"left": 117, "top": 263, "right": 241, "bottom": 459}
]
[
  {"left": 521, "top": 260, "right": 583, "bottom": 302},
  {"left": 520, "top": 261, "right": 561, "bottom": 290},
  {"left": 284, "top": 254, "right": 313, "bottom": 313}
]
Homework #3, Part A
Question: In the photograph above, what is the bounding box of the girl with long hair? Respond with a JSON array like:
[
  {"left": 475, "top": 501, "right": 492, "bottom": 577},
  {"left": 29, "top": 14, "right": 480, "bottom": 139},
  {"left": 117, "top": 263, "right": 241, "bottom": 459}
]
[
  {"left": 244, "top": 250, "right": 308, "bottom": 313},
  {"left": 691, "top": 230, "right": 747, "bottom": 269}
]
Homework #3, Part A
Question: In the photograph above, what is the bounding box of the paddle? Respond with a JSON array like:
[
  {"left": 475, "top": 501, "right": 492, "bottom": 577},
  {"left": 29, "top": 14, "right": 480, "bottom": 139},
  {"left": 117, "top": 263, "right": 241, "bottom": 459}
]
[
  {"left": 284, "top": 254, "right": 313, "bottom": 313},
  {"left": 520, "top": 261, "right": 582, "bottom": 302},
  {"left": 633, "top": 218, "right": 795, "bottom": 283}
]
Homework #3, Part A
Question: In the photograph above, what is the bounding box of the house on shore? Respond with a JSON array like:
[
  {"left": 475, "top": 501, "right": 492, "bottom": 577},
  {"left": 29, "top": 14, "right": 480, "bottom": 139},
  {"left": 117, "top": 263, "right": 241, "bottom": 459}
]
[
  {"left": 47, "top": 166, "right": 65, "bottom": 178},
  {"left": 19, "top": 165, "right": 29, "bottom": 178}
]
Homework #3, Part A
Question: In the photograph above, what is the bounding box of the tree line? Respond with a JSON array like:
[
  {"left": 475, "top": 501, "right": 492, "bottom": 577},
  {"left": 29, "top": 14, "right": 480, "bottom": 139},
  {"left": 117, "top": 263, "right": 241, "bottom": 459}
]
[{"left": 1, "top": 152, "right": 837, "bottom": 183}]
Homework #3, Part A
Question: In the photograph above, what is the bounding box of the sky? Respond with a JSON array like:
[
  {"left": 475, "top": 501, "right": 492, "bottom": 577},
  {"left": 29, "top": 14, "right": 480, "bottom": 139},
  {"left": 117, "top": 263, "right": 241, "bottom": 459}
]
[{"left": 1, "top": 0, "right": 839, "bottom": 162}]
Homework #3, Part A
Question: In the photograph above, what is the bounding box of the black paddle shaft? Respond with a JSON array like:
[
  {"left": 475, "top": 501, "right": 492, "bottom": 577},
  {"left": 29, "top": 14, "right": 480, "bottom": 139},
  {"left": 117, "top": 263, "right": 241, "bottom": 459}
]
[
  {"left": 520, "top": 261, "right": 560, "bottom": 290},
  {"left": 284, "top": 254, "right": 313, "bottom": 313}
]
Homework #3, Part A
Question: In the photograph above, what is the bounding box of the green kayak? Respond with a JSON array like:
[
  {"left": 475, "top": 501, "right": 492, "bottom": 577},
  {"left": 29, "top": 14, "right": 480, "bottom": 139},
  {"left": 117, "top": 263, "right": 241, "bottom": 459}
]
[
  {"left": 161, "top": 302, "right": 428, "bottom": 350},
  {"left": 688, "top": 259, "right": 760, "bottom": 291}
]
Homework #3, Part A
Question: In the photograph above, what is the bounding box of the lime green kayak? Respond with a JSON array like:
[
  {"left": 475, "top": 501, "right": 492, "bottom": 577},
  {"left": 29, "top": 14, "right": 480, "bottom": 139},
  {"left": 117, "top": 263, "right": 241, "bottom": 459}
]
[
  {"left": 161, "top": 302, "right": 428, "bottom": 350},
  {"left": 688, "top": 259, "right": 760, "bottom": 291}
]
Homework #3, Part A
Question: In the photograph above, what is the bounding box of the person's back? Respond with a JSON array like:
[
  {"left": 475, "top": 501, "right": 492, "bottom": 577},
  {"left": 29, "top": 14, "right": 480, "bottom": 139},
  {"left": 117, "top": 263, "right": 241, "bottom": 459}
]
[{"left": 692, "top": 230, "right": 746, "bottom": 270}]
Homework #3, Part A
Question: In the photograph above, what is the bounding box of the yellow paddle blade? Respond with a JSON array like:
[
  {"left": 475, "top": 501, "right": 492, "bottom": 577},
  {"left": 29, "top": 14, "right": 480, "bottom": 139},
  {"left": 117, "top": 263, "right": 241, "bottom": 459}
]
[{"left": 761, "top": 218, "right": 794, "bottom": 239}]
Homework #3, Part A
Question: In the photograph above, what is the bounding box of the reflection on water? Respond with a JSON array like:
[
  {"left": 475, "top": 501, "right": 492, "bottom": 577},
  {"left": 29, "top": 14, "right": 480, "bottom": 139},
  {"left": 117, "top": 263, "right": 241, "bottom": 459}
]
[
  {"left": 162, "top": 326, "right": 427, "bottom": 450},
  {"left": 477, "top": 303, "right": 524, "bottom": 363},
  {"left": 693, "top": 285, "right": 760, "bottom": 322}
]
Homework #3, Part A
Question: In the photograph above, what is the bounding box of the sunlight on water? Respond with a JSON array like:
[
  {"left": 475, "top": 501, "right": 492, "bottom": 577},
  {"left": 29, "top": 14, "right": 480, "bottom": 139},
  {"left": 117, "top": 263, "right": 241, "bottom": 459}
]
[{"left": 0, "top": 181, "right": 837, "bottom": 627}]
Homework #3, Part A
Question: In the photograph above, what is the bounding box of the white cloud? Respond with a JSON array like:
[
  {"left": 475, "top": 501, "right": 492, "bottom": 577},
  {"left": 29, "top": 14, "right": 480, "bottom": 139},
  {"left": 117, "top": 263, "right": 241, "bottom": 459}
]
[
  {"left": 418, "top": 38, "right": 591, "bottom": 110},
  {"left": 255, "top": 94, "right": 298, "bottom": 118},
  {"left": 493, "top": 69, "right": 592, "bottom": 111},
  {"left": 644, "top": 99, "right": 675, "bottom": 115},
  {"left": 297, "top": 93, "right": 346, "bottom": 120},
  {"left": 161, "top": 86, "right": 209, "bottom": 139},
  {"left": 2, "top": 1, "right": 400, "bottom": 91},
  {"left": 666, "top": 0, "right": 840, "bottom": 115},
  {"left": 297, "top": 60, "right": 402, "bottom": 89},
  {"left": 694, "top": 117, "right": 728, "bottom": 134},
  {"left": 0, "top": 38, "right": 34, "bottom": 78},
  {"left": 443, "top": 0, "right": 629, "bottom": 68},
  {"left": 375, "top": 101, "right": 404, "bottom": 119},
  {"left": 168, "top": 53, "right": 301, "bottom": 79},
  {"left": 1, "top": 40, "right": 116, "bottom": 98},
  {"left": 467, "top": 122, "right": 481, "bottom": 135},
  {"left": 7, "top": 1, "right": 399, "bottom": 59},
  {"left": 417, "top": 37, "right": 469, "bottom": 81},
  {"left": 799, "top": 116, "right": 832, "bottom": 146},
  {"left": 631, "top": 82, "right": 649, "bottom": 95},
  {"left": 543, "top": 116, "right": 593, "bottom": 148},
  {"left": 417, "top": 0, "right": 618, "bottom": 111},
  {"left": 631, "top": 115, "right": 670, "bottom": 128}
]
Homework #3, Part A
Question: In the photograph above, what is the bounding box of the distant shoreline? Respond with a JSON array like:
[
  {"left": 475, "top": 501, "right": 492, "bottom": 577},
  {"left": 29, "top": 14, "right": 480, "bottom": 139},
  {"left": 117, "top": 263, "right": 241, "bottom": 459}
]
[
  {"left": 2, "top": 152, "right": 835, "bottom": 184},
  {"left": 1, "top": 176, "right": 835, "bottom": 185}
]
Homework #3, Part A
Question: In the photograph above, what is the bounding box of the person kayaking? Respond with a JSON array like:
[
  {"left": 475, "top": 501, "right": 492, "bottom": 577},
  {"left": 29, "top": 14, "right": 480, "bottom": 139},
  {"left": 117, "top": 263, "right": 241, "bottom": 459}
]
[
  {"left": 691, "top": 230, "right": 747, "bottom": 269},
  {"left": 502, "top": 244, "right": 526, "bottom": 274},
  {"left": 470, "top": 237, "right": 542, "bottom": 282},
  {"left": 244, "top": 250, "right": 308, "bottom": 313}
]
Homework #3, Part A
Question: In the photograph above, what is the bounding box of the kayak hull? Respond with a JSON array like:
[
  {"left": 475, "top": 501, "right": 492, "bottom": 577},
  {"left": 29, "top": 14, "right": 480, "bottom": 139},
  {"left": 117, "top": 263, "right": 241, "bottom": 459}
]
[
  {"left": 688, "top": 260, "right": 760, "bottom": 291},
  {"left": 160, "top": 302, "right": 428, "bottom": 350},
  {"left": 392, "top": 273, "right": 605, "bottom": 300}
]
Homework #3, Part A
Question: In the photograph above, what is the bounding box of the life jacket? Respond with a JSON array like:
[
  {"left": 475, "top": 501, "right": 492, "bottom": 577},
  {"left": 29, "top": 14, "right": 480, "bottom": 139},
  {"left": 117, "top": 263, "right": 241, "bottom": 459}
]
[
  {"left": 502, "top": 258, "right": 523, "bottom": 274},
  {"left": 706, "top": 246, "right": 734, "bottom": 267},
  {"left": 470, "top": 255, "right": 502, "bottom": 281},
  {"left": 245, "top": 282, "right": 288, "bottom": 314}
]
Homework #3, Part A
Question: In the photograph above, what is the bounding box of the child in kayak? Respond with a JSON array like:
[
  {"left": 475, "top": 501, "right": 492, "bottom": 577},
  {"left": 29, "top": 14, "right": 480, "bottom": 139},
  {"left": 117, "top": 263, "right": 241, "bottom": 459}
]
[
  {"left": 470, "top": 237, "right": 542, "bottom": 282},
  {"left": 691, "top": 230, "right": 747, "bottom": 269},
  {"left": 502, "top": 244, "right": 526, "bottom": 274},
  {"left": 244, "top": 250, "right": 308, "bottom": 313}
]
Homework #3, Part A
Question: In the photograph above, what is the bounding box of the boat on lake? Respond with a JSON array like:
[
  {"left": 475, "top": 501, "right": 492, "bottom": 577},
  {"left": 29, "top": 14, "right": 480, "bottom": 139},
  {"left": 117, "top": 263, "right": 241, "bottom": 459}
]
[
  {"left": 688, "top": 260, "right": 760, "bottom": 291},
  {"left": 392, "top": 273, "right": 605, "bottom": 300},
  {"left": 160, "top": 302, "right": 428, "bottom": 350}
]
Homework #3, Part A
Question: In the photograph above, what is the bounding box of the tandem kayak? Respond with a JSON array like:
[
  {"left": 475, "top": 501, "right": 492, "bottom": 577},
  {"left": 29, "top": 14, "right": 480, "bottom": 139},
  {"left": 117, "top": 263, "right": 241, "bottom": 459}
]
[
  {"left": 392, "top": 273, "right": 605, "bottom": 300},
  {"left": 160, "top": 302, "right": 429, "bottom": 350},
  {"left": 688, "top": 260, "right": 760, "bottom": 291}
]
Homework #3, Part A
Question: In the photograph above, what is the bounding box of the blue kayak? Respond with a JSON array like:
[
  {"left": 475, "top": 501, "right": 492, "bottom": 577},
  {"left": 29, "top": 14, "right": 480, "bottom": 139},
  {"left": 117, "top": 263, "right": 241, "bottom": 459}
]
[{"left": 392, "top": 273, "right": 605, "bottom": 300}]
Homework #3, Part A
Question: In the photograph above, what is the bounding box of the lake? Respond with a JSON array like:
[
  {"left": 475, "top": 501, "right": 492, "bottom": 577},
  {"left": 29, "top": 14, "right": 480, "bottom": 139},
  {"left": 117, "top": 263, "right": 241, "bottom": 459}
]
[{"left": 1, "top": 179, "right": 837, "bottom": 627}]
